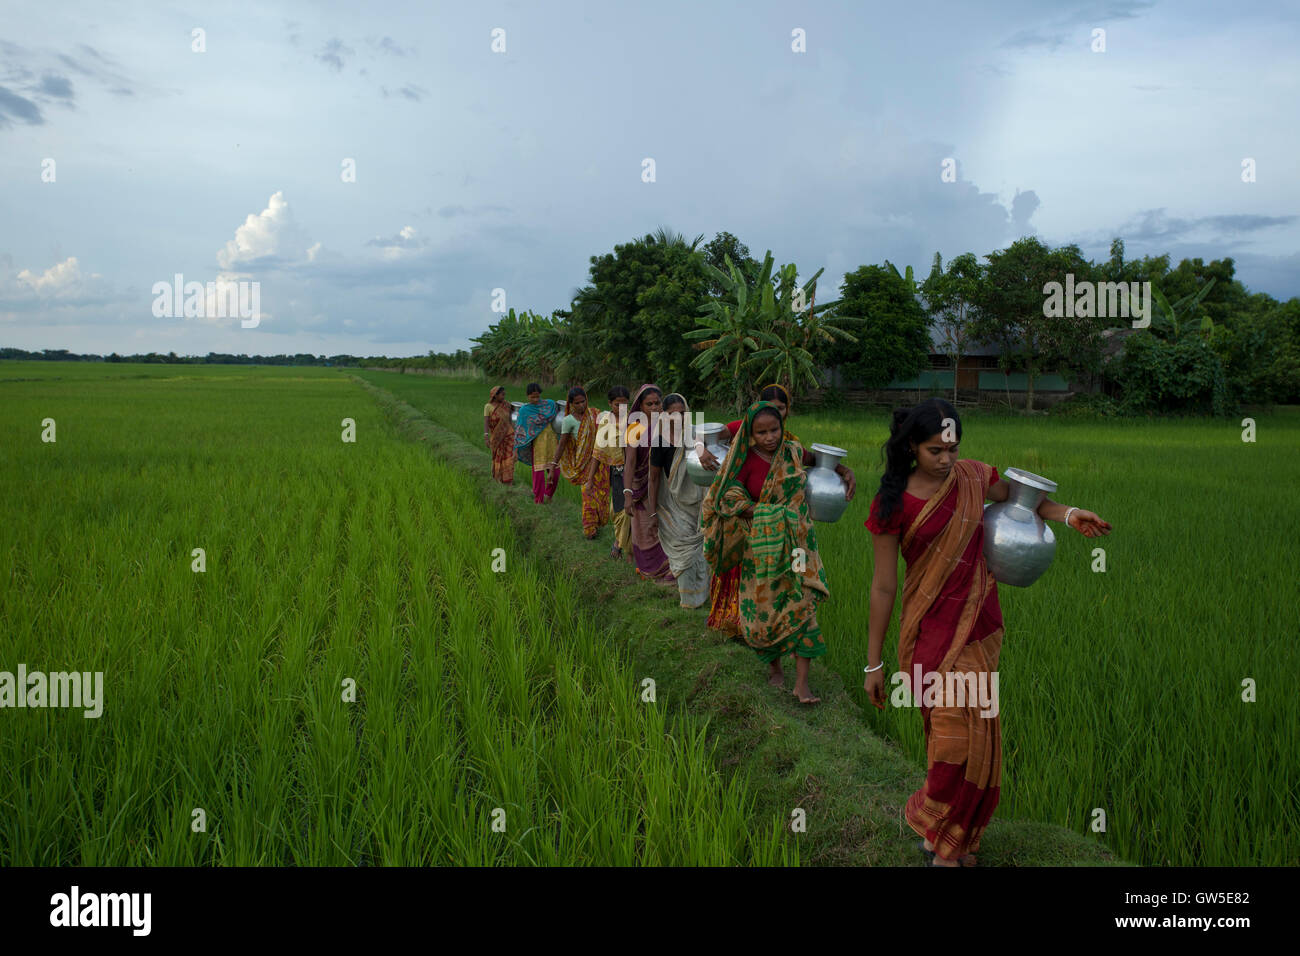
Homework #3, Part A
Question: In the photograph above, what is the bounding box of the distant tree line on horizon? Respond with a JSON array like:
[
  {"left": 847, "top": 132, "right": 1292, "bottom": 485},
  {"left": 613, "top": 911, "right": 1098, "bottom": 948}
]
[{"left": 0, "top": 347, "right": 475, "bottom": 372}]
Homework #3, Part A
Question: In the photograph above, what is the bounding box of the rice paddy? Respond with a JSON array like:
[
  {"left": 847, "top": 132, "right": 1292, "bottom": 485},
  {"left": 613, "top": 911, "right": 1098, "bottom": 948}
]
[
  {"left": 0, "top": 363, "right": 792, "bottom": 865},
  {"left": 362, "top": 371, "right": 1300, "bottom": 867}
]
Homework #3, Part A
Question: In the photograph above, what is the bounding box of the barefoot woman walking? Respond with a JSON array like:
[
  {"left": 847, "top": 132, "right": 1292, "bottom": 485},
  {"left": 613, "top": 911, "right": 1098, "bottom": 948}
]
[
  {"left": 863, "top": 398, "right": 1111, "bottom": 866},
  {"left": 701, "top": 400, "right": 834, "bottom": 704}
]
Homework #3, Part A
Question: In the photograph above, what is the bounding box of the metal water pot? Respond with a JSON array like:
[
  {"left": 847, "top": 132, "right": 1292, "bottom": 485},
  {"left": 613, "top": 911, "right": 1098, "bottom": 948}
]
[
  {"left": 982, "top": 467, "right": 1058, "bottom": 587},
  {"left": 805, "top": 443, "right": 849, "bottom": 522},
  {"left": 550, "top": 400, "right": 568, "bottom": 435},
  {"left": 509, "top": 401, "right": 523, "bottom": 425},
  {"left": 684, "top": 422, "right": 732, "bottom": 486}
]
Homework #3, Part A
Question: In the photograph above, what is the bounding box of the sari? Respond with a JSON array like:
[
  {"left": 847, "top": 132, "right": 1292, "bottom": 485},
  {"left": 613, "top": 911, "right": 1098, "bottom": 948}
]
[
  {"left": 484, "top": 387, "right": 515, "bottom": 484},
  {"left": 707, "top": 408, "right": 800, "bottom": 635},
  {"left": 559, "top": 404, "right": 612, "bottom": 538},
  {"left": 700, "top": 401, "right": 829, "bottom": 662},
  {"left": 623, "top": 384, "right": 674, "bottom": 582},
  {"left": 655, "top": 399, "right": 709, "bottom": 608},
  {"left": 868, "top": 458, "right": 1003, "bottom": 863},
  {"left": 515, "top": 399, "right": 560, "bottom": 503}
]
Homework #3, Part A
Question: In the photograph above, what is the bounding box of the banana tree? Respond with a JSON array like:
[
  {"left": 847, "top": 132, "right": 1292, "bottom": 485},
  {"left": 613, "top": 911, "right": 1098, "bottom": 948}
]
[{"left": 1128, "top": 278, "right": 1218, "bottom": 339}]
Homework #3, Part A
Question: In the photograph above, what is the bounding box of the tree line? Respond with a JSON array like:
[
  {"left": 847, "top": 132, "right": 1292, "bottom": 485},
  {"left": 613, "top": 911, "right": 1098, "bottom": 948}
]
[{"left": 471, "top": 231, "right": 1300, "bottom": 415}]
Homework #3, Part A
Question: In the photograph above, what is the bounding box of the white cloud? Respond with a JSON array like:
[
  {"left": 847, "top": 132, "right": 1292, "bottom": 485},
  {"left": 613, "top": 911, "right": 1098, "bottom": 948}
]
[
  {"left": 216, "top": 191, "right": 313, "bottom": 270},
  {"left": 16, "top": 256, "right": 98, "bottom": 295}
]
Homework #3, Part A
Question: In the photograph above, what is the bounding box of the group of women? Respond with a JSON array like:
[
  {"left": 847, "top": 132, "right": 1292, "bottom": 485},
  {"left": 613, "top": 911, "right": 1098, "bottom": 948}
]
[{"left": 483, "top": 382, "right": 1111, "bottom": 867}]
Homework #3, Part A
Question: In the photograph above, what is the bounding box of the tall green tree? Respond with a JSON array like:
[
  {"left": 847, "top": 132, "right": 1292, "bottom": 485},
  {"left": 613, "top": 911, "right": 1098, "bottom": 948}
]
[
  {"left": 922, "top": 252, "right": 986, "bottom": 403},
  {"left": 819, "top": 264, "right": 930, "bottom": 390}
]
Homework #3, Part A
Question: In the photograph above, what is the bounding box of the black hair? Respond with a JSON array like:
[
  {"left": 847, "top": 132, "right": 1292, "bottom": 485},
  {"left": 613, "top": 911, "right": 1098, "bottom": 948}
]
[
  {"left": 759, "top": 384, "right": 791, "bottom": 406},
  {"left": 525, "top": 382, "right": 542, "bottom": 395},
  {"left": 567, "top": 386, "right": 587, "bottom": 402},
  {"left": 607, "top": 385, "right": 631, "bottom": 402},
  {"left": 874, "top": 398, "right": 962, "bottom": 524},
  {"left": 661, "top": 392, "right": 686, "bottom": 410}
]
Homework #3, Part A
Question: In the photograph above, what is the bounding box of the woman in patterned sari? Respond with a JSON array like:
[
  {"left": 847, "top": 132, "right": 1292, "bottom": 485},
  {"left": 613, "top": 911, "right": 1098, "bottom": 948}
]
[
  {"left": 482, "top": 386, "right": 516, "bottom": 484},
  {"left": 555, "top": 386, "right": 611, "bottom": 539},
  {"left": 514, "top": 383, "right": 560, "bottom": 504},
  {"left": 622, "top": 384, "right": 675, "bottom": 584},
  {"left": 649, "top": 393, "right": 709, "bottom": 608},
  {"left": 863, "top": 397, "right": 1111, "bottom": 866},
  {"left": 700, "top": 400, "right": 836, "bottom": 704},
  {"left": 696, "top": 384, "right": 853, "bottom": 637}
]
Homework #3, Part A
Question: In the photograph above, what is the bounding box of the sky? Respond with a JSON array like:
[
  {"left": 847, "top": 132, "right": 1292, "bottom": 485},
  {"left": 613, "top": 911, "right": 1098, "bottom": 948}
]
[{"left": 1, "top": 0, "right": 1297, "bottom": 357}]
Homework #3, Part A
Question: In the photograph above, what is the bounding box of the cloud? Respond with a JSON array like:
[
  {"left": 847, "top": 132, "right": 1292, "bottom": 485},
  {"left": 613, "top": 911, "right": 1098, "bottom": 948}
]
[
  {"left": 0, "top": 256, "right": 127, "bottom": 316},
  {"left": 365, "top": 225, "right": 426, "bottom": 259},
  {"left": 380, "top": 84, "right": 426, "bottom": 101},
  {"left": 373, "top": 36, "right": 411, "bottom": 56},
  {"left": 0, "top": 86, "right": 43, "bottom": 128},
  {"left": 1112, "top": 208, "right": 1298, "bottom": 244},
  {"left": 37, "top": 73, "right": 74, "bottom": 100},
  {"left": 216, "top": 192, "right": 314, "bottom": 270},
  {"left": 1000, "top": 1, "right": 1156, "bottom": 51},
  {"left": 437, "top": 204, "right": 510, "bottom": 218},
  {"left": 315, "top": 38, "right": 355, "bottom": 72}
]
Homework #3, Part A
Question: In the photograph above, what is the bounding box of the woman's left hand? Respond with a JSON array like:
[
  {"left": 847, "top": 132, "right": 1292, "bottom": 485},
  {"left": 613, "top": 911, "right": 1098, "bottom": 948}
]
[
  {"left": 838, "top": 466, "right": 857, "bottom": 501},
  {"left": 1069, "top": 510, "right": 1112, "bottom": 537}
]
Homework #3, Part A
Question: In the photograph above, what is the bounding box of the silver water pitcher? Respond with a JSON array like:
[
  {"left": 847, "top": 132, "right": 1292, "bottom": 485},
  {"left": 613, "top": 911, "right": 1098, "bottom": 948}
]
[
  {"left": 982, "top": 467, "right": 1058, "bottom": 587},
  {"left": 550, "top": 400, "right": 568, "bottom": 435},
  {"left": 684, "top": 422, "right": 732, "bottom": 486},
  {"left": 805, "top": 443, "right": 849, "bottom": 522},
  {"left": 509, "top": 401, "right": 523, "bottom": 425}
]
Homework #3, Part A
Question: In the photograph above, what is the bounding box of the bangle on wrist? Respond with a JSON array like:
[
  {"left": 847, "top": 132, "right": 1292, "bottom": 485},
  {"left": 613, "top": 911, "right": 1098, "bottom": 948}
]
[
  {"left": 1064, "top": 506, "right": 1078, "bottom": 528},
  {"left": 864, "top": 662, "right": 884, "bottom": 674}
]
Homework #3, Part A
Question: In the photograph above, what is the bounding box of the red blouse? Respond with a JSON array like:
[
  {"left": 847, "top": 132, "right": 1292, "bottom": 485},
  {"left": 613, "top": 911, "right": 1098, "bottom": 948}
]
[{"left": 866, "top": 462, "right": 1003, "bottom": 669}]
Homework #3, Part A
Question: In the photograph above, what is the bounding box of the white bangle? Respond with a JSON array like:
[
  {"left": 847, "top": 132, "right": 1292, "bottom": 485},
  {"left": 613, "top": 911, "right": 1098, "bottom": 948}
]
[
  {"left": 864, "top": 663, "right": 884, "bottom": 674},
  {"left": 1064, "top": 506, "right": 1077, "bottom": 528}
]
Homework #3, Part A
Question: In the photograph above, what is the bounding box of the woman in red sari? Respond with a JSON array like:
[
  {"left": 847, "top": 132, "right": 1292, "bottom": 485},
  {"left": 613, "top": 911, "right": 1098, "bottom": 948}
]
[
  {"left": 863, "top": 398, "right": 1110, "bottom": 866},
  {"left": 482, "top": 385, "right": 515, "bottom": 484}
]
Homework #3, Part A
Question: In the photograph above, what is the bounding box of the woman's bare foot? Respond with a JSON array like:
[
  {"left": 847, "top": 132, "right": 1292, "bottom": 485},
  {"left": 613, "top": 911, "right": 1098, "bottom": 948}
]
[
  {"left": 792, "top": 683, "right": 820, "bottom": 705},
  {"left": 767, "top": 662, "right": 785, "bottom": 686}
]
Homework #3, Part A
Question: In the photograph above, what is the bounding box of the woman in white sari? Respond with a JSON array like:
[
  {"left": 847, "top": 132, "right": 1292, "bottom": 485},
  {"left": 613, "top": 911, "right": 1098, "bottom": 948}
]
[{"left": 649, "top": 393, "right": 710, "bottom": 608}]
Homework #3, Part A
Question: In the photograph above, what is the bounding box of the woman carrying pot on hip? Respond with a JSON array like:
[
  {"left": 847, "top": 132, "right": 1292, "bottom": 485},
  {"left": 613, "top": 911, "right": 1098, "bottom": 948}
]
[{"left": 863, "top": 397, "right": 1110, "bottom": 867}]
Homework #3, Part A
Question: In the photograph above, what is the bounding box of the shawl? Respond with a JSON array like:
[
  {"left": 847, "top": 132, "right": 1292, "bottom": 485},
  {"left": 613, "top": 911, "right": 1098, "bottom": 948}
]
[
  {"left": 514, "top": 399, "right": 559, "bottom": 466},
  {"left": 897, "top": 459, "right": 998, "bottom": 677},
  {"left": 622, "top": 384, "right": 661, "bottom": 503},
  {"left": 657, "top": 397, "right": 705, "bottom": 573}
]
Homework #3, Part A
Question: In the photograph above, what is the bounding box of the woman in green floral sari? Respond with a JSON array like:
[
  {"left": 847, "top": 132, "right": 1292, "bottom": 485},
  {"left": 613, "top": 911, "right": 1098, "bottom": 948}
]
[{"left": 700, "top": 400, "right": 831, "bottom": 704}]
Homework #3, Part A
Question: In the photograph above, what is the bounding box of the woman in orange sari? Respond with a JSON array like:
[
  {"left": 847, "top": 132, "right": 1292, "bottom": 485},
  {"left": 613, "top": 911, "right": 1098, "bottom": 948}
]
[
  {"left": 482, "top": 385, "right": 515, "bottom": 484},
  {"left": 863, "top": 398, "right": 1110, "bottom": 866},
  {"left": 555, "top": 386, "right": 612, "bottom": 539}
]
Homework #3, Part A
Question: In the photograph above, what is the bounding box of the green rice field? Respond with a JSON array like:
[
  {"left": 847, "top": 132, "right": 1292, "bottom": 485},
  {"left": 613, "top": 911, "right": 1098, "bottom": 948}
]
[
  {"left": 2, "top": 361, "right": 1295, "bottom": 866},
  {"left": 0, "top": 363, "right": 792, "bottom": 865},
  {"left": 362, "top": 370, "right": 1300, "bottom": 867}
]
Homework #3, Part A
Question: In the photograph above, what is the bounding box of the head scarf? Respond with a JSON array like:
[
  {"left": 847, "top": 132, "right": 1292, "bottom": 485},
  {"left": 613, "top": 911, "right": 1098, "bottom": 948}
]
[
  {"left": 623, "top": 383, "right": 662, "bottom": 502},
  {"left": 514, "top": 396, "right": 559, "bottom": 449},
  {"left": 701, "top": 400, "right": 800, "bottom": 572},
  {"left": 488, "top": 385, "right": 505, "bottom": 403}
]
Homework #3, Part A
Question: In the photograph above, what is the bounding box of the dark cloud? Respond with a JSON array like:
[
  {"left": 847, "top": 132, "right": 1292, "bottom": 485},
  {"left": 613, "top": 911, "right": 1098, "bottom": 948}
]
[
  {"left": 1116, "top": 208, "right": 1298, "bottom": 243},
  {"left": 315, "top": 38, "right": 354, "bottom": 72},
  {"left": 1000, "top": 1, "right": 1156, "bottom": 51},
  {"left": 379, "top": 84, "right": 426, "bottom": 101},
  {"left": 0, "top": 86, "right": 44, "bottom": 128},
  {"left": 365, "top": 227, "right": 426, "bottom": 251},
  {"left": 37, "top": 73, "right": 74, "bottom": 100},
  {"left": 1011, "top": 189, "right": 1041, "bottom": 231}
]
